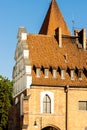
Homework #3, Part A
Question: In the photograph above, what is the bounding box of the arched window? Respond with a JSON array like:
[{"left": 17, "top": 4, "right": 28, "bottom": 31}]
[
  {"left": 43, "top": 94, "right": 51, "bottom": 113},
  {"left": 40, "top": 91, "right": 54, "bottom": 114}
]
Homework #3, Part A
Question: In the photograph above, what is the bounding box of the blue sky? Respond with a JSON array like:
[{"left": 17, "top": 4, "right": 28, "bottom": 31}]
[{"left": 0, "top": 0, "right": 87, "bottom": 80}]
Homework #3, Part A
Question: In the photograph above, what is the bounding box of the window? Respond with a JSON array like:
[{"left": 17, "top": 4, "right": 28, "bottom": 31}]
[
  {"left": 53, "top": 69, "right": 57, "bottom": 79},
  {"left": 44, "top": 69, "right": 49, "bottom": 78},
  {"left": 71, "top": 70, "right": 74, "bottom": 80},
  {"left": 79, "top": 101, "right": 87, "bottom": 110},
  {"left": 43, "top": 94, "right": 51, "bottom": 113},
  {"left": 40, "top": 91, "right": 54, "bottom": 114},
  {"left": 78, "top": 70, "right": 82, "bottom": 80},
  {"left": 61, "top": 70, "right": 65, "bottom": 79},
  {"left": 36, "top": 68, "right": 40, "bottom": 77}
]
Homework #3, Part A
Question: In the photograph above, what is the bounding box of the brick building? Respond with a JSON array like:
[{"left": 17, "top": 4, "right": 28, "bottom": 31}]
[{"left": 8, "top": 0, "right": 87, "bottom": 130}]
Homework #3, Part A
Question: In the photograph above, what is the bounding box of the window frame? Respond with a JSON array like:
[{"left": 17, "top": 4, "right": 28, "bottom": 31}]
[
  {"left": 36, "top": 68, "right": 40, "bottom": 78},
  {"left": 53, "top": 69, "right": 57, "bottom": 79},
  {"left": 43, "top": 94, "right": 51, "bottom": 113},
  {"left": 61, "top": 69, "right": 65, "bottom": 79},
  {"left": 40, "top": 91, "right": 54, "bottom": 114},
  {"left": 78, "top": 69, "right": 82, "bottom": 80},
  {"left": 78, "top": 101, "right": 87, "bottom": 111},
  {"left": 70, "top": 69, "right": 75, "bottom": 80},
  {"left": 44, "top": 68, "right": 49, "bottom": 78}
]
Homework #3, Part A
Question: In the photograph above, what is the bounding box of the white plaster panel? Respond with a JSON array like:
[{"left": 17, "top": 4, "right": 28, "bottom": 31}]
[
  {"left": 23, "top": 50, "right": 29, "bottom": 58},
  {"left": 21, "top": 33, "right": 27, "bottom": 40},
  {"left": 40, "top": 91, "right": 54, "bottom": 114},
  {"left": 25, "top": 66, "right": 32, "bottom": 74},
  {"left": 26, "top": 76, "right": 32, "bottom": 88}
]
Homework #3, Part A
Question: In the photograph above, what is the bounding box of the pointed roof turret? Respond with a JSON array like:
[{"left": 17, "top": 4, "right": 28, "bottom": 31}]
[{"left": 39, "top": 0, "right": 71, "bottom": 35}]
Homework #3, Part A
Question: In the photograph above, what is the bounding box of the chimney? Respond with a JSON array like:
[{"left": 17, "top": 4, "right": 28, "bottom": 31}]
[
  {"left": 55, "top": 27, "right": 62, "bottom": 48},
  {"left": 77, "top": 28, "right": 87, "bottom": 50}
]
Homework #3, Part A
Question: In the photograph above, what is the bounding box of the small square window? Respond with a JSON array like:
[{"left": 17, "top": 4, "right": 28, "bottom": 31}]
[{"left": 79, "top": 101, "right": 87, "bottom": 110}]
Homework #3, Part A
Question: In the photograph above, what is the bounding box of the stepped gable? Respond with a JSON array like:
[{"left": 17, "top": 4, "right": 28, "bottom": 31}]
[{"left": 39, "top": 0, "right": 71, "bottom": 35}]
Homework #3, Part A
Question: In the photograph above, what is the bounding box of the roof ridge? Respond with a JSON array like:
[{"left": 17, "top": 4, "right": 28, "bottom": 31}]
[{"left": 28, "top": 33, "right": 53, "bottom": 38}]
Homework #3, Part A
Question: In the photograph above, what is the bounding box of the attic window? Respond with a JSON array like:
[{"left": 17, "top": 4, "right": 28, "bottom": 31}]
[
  {"left": 53, "top": 69, "right": 57, "bottom": 79},
  {"left": 78, "top": 70, "right": 82, "bottom": 80},
  {"left": 44, "top": 69, "right": 49, "bottom": 78},
  {"left": 36, "top": 68, "right": 40, "bottom": 78},
  {"left": 61, "top": 69, "right": 65, "bottom": 79},
  {"left": 70, "top": 70, "right": 75, "bottom": 80}
]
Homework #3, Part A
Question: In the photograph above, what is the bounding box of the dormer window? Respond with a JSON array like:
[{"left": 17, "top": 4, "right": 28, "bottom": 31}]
[
  {"left": 44, "top": 69, "right": 49, "bottom": 78},
  {"left": 70, "top": 69, "right": 75, "bottom": 80},
  {"left": 78, "top": 69, "right": 82, "bottom": 80},
  {"left": 61, "top": 69, "right": 65, "bottom": 79},
  {"left": 53, "top": 69, "right": 57, "bottom": 79},
  {"left": 36, "top": 68, "right": 40, "bottom": 78}
]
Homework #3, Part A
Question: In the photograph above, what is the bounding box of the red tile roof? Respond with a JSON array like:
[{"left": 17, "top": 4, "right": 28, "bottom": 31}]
[{"left": 27, "top": 34, "right": 87, "bottom": 69}]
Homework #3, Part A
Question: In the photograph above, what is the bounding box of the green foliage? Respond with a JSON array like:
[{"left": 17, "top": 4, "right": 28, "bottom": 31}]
[{"left": 0, "top": 75, "right": 13, "bottom": 130}]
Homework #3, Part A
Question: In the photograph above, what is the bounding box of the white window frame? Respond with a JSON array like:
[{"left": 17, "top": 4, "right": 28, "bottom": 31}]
[
  {"left": 61, "top": 69, "right": 65, "bottom": 79},
  {"left": 36, "top": 68, "right": 40, "bottom": 78},
  {"left": 53, "top": 69, "right": 57, "bottom": 79},
  {"left": 44, "top": 69, "right": 49, "bottom": 78},
  {"left": 78, "top": 101, "right": 87, "bottom": 111},
  {"left": 40, "top": 91, "right": 54, "bottom": 114},
  {"left": 71, "top": 69, "right": 75, "bottom": 80}
]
